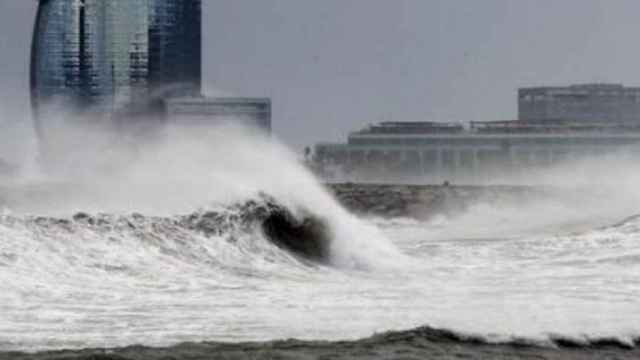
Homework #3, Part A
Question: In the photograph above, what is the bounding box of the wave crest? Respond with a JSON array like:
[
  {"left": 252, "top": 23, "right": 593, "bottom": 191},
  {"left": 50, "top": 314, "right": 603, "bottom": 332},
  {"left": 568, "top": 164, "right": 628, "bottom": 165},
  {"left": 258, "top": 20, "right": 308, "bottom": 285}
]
[{"left": 6, "top": 193, "right": 333, "bottom": 265}]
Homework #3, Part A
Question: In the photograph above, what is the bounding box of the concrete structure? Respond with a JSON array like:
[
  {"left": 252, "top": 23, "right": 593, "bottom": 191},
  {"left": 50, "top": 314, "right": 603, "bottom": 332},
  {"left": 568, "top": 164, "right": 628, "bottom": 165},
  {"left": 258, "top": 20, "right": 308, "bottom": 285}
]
[
  {"left": 519, "top": 83, "right": 640, "bottom": 123},
  {"left": 164, "top": 97, "right": 271, "bottom": 131},
  {"left": 315, "top": 121, "right": 640, "bottom": 182}
]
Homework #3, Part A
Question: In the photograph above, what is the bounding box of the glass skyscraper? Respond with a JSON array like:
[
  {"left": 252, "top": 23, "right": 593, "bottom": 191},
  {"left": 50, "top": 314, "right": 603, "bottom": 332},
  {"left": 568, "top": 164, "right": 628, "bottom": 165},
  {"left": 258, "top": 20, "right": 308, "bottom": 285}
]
[{"left": 30, "top": 0, "right": 202, "bottom": 130}]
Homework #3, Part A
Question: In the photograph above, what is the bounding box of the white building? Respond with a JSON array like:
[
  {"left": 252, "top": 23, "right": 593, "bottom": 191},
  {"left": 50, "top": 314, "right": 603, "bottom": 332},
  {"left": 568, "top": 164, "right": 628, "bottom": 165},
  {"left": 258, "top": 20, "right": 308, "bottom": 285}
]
[{"left": 315, "top": 121, "right": 640, "bottom": 182}]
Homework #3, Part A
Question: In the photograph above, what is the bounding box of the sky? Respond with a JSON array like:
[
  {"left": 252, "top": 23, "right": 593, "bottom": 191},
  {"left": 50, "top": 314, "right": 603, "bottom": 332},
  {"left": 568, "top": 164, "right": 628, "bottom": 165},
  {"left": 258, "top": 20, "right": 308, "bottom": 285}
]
[{"left": 2, "top": 0, "right": 640, "bottom": 153}]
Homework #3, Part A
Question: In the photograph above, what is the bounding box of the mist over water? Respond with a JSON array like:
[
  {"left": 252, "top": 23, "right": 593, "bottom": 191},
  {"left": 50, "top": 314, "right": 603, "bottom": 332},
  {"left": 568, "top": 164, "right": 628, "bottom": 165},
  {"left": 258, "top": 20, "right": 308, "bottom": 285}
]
[{"left": 0, "top": 108, "right": 639, "bottom": 352}]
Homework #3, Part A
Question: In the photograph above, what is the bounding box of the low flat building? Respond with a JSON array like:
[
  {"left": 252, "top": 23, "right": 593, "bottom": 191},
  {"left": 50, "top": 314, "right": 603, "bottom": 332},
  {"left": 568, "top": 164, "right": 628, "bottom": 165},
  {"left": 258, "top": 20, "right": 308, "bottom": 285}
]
[
  {"left": 163, "top": 97, "right": 272, "bottom": 131},
  {"left": 315, "top": 120, "right": 640, "bottom": 182}
]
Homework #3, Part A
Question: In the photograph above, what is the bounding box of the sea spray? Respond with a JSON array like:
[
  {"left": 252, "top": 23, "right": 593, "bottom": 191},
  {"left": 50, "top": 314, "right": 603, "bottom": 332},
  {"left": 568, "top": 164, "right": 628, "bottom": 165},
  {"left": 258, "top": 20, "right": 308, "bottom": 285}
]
[
  {"left": 1, "top": 120, "right": 639, "bottom": 351},
  {"left": 0, "top": 123, "right": 403, "bottom": 268}
]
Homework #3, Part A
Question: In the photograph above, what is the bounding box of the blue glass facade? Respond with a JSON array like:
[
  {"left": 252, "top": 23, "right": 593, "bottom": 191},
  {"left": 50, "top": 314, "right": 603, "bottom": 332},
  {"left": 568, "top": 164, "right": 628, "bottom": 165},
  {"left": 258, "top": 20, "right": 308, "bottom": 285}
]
[
  {"left": 148, "top": 0, "right": 202, "bottom": 99},
  {"left": 31, "top": 0, "right": 202, "bottom": 129}
]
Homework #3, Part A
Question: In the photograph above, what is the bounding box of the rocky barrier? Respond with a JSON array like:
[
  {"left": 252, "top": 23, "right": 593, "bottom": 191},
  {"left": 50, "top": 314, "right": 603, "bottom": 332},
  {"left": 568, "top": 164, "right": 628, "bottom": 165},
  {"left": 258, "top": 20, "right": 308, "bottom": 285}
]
[
  {"left": 0, "top": 182, "right": 557, "bottom": 220},
  {"left": 327, "top": 183, "right": 555, "bottom": 219}
]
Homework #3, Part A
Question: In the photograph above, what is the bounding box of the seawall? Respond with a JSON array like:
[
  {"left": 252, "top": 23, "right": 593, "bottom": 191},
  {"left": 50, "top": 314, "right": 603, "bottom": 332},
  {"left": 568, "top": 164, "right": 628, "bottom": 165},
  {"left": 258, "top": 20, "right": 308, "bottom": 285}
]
[{"left": 327, "top": 183, "right": 556, "bottom": 219}]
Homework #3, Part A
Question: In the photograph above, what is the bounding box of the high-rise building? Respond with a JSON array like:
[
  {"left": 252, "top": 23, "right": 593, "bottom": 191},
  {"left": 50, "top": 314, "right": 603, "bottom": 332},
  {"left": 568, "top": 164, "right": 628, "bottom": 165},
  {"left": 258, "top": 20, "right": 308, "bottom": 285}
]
[
  {"left": 31, "top": 0, "right": 271, "bottom": 171},
  {"left": 148, "top": 0, "right": 202, "bottom": 99},
  {"left": 30, "top": 0, "right": 202, "bottom": 131}
]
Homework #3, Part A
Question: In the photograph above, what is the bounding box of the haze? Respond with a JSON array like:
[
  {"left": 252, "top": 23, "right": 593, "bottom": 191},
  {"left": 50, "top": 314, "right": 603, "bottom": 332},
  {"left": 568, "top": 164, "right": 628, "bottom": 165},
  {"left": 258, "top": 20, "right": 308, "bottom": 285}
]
[{"left": 2, "top": 0, "right": 640, "bottom": 155}]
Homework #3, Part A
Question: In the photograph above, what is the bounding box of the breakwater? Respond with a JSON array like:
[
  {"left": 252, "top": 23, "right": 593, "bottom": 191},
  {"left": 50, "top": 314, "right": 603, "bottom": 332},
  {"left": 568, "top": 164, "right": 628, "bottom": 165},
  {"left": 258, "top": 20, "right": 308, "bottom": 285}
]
[{"left": 328, "top": 183, "right": 554, "bottom": 219}]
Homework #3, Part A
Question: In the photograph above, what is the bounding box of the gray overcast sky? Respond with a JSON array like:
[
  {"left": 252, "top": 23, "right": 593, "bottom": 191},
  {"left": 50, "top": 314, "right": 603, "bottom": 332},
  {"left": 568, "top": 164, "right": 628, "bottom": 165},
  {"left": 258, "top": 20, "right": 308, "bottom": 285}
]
[{"left": 1, "top": 1, "right": 640, "bottom": 151}]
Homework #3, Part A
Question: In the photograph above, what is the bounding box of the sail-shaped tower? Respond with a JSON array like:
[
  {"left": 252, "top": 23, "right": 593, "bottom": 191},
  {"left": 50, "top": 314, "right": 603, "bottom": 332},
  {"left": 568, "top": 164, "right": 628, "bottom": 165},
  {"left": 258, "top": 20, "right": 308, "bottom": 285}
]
[{"left": 30, "top": 0, "right": 202, "bottom": 132}]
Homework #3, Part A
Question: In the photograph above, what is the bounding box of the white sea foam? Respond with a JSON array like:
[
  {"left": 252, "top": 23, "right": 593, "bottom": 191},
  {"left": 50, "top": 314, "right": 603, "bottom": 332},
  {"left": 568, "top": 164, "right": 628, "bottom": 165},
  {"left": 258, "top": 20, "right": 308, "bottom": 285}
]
[
  {"left": 1, "top": 203, "right": 639, "bottom": 351},
  {"left": 0, "top": 114, "right": 639, "bottom": 351}
]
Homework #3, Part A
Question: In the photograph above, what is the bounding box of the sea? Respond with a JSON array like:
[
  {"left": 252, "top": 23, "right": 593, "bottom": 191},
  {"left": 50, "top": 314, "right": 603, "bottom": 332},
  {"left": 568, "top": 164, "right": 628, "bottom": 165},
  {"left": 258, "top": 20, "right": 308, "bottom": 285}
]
[{"left": 0, "top": 126, "right": 638, "bottom": 352}]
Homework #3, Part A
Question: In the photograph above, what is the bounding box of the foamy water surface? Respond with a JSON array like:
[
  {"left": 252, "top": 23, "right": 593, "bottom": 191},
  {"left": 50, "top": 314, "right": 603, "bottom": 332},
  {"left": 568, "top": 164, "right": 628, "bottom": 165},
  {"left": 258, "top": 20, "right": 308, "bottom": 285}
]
[
  {"left": 0, "top": 200, "right": 638, "bottom": 351},
  {"left": 0, "top": 126, "right": 638, "bottom": 351}
]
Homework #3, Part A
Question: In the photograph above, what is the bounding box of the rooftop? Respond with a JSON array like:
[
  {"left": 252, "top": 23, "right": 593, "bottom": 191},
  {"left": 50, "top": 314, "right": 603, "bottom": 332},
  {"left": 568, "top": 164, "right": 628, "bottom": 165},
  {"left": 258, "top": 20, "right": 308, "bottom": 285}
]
[
  {"left": 520, "top": 83, "right": 640, "bottom": 92},
  {"left": 352, "top": 121, "right": 465, "bottom": 135},
  {"left": 347, "top": 120, "right": 640, "bottom": 137},
  {"left": 164, "top": 96, "right": 271, "bottom": 105}
]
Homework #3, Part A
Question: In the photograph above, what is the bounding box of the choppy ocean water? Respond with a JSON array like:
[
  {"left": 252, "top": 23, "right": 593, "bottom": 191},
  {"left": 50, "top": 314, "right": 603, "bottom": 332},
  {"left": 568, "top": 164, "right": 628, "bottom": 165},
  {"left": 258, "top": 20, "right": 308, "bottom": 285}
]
[
  {"left": 0, "top": 192, "right": 638, "bottom": 352},
  {"left": 0, "top": 126, "right": 638, "bottom": 354}
]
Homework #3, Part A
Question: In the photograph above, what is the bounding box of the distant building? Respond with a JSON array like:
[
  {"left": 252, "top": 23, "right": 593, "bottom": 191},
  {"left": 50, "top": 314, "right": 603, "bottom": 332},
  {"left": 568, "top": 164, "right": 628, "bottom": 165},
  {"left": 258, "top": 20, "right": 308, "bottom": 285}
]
[
  {"left": 315, "top": 120, "right": 640, "bottom": 182},
  {"left": 30, "top": 0, "right": 270, "bottom": 149},
  {"left": 315, "top": 83, "right": 640, "bottom": 182},
  {"left": 31, "top": 0, "right": 202, "bottom": 126},
  {"left": 164, "top": 97, "right": 271, "bottom": 131},
  {"left": 519, "top": 83, "right": 640, "bottom": 124}
]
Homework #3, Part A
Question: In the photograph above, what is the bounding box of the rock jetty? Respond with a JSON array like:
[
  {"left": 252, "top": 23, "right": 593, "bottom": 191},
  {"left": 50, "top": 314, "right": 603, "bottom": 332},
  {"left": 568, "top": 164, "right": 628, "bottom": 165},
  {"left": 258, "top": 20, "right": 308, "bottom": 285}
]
[{"left": 328, "top": 183, "right": 553, "bottom": 219}]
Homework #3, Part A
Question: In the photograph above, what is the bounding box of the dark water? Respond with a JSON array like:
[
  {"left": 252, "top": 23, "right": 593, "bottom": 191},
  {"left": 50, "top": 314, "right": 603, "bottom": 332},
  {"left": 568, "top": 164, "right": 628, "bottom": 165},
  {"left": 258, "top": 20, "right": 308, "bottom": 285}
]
[{"left": 3, "top": 326, "right": 639, "bottom": 360}]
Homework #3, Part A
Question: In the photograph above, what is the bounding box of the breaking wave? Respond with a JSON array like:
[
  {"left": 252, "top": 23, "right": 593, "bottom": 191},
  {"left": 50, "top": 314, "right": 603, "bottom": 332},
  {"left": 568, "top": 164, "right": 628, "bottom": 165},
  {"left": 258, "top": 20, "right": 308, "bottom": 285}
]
[
  {"left": 2, "top": 198, "right": 640, "bottom": 352},
  {"left": 0, "top": 125, "right": 639, "bottom": 353},
  {"left": 0, "top": 189, "right": 405, "bottom": 351},
  {"left": 2, "top": 194, "right": 333, "bottom": 268}
]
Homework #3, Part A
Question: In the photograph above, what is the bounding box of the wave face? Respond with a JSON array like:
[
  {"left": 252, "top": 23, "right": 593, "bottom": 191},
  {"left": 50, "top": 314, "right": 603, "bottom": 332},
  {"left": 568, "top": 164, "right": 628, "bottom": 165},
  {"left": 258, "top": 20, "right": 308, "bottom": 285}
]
[{"left": 0, "top": 188, "right": 405, "bottom": 351}]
